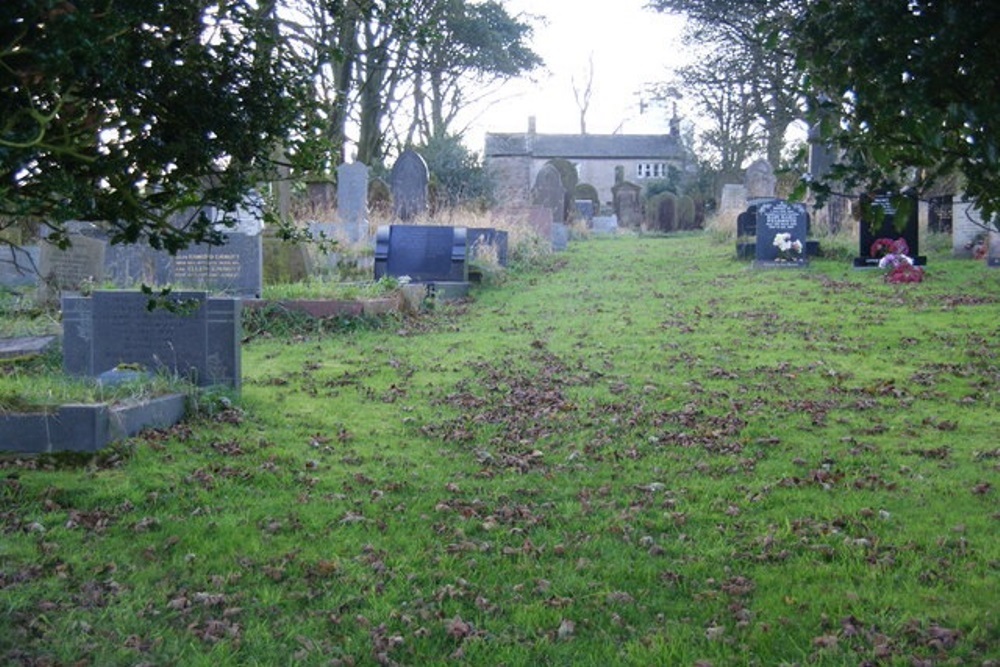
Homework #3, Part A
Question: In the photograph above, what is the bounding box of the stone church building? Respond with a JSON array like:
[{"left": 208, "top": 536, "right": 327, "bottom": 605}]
[{"left": 484, "top": 116, "right": 690, "bottom": 209}]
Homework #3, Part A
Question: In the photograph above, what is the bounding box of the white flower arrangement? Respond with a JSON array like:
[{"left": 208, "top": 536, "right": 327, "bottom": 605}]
[{"left": 772, "top": 232, "right": 804, "bottom": 261}]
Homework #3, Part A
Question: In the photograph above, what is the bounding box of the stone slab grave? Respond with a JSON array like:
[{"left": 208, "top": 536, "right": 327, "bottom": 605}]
[
  {"left": 854, "top": 192, "right": 925, "bottom": 267},
  {"left": 989, "top": 228, "right": 1000, "bottom": 267},
  {"left": 0, "top": 245, "right": 40, "bottom": 288},
  {"left": 374, "top": 225, "right": 467, "bottom": 284},
  {"left": 391, "top": 150, "right": 429, "bottom": 222},
  {"left": 63, "top": 290, "right": 241, "bottom": 390},
  {"left": 755, "top": 200, "right": 809, "bottom": 268},
  {"left": 1, "top": 393, "right": 187, "bottom": 454},
  {"left": 0, "top": 335, "right": 57, "bottom": 360}
]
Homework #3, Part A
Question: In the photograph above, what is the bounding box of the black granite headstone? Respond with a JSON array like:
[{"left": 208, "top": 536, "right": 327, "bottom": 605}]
[
  {"left": 62, "top": 291, "right": 241, "bottom": 390},
  {"left": 854, "top": 192, "right": 925, "bottom": 267},
  {"left": 374, "top": 225, "right": 467, "bottom": 282},
  {"left": 755, "top": 200, "right": 809, "bottom": 267}
]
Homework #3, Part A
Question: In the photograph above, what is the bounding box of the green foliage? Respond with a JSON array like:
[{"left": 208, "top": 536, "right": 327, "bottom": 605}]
[
  {"left": 418, "top": 134, "right": 493, "bottom": 208},
  {"left": 677, "top": 194, "right": 697, "bottom": 229},
  {"left": 0, "top": 1, "right": 315, "bottom": 251},
  {"left": 646, "top": 192, "right": 676, "bottom": 232},
  {"left": 789, "top": 1, "right": 1000, "bottom": 229}
]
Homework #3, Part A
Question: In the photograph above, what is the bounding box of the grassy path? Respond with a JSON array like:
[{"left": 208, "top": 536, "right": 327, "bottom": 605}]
[{"left": 2, "top": 234, "right": 999, "bottom": 665}]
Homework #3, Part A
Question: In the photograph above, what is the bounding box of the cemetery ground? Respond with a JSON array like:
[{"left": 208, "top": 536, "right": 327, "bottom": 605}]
[{"left": 2, "top": 232, "right": 999, "bottom": 665}]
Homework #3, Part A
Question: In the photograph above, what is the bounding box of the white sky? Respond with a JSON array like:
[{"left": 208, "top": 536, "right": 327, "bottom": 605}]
[{"left": 460, "top": 0, "right": 690, "bottom": 151}]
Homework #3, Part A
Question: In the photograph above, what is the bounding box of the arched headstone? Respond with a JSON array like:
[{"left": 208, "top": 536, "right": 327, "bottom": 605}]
[{"left": 390, "top": 150, "right": 429, "bottom": 221}]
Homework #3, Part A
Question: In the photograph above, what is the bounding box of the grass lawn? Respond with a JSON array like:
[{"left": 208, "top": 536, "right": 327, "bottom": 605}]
[{"left": 2, "top": 232, "right": 998, "bottom": 665}]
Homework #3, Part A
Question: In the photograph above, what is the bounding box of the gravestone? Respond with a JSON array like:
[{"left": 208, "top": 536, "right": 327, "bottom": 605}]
[
  {"left": 755, "top": 200, "right": 809, "bottom": 267},
  {"left": 735, "top": 204, "right": 760, "bottom": 260},
  {"left": 988, "top": 228, "right": 1000, "bottom": 267},
  {"left": 719, "top": 184, "right": 747, "bottom": 213},
  {"left": 532, "top": 164, "right": 566, "bottom": 225},
  {"left": 592, "top": 215, "right": 618, "bottom": 235},
  {"left": 38, "top": 233, "right": 106, "bottom": 301},
  {"left": 305, "top": 178, "right": 335, "bottom": 211},
  {"left": 374, "top": 225, "right": 467, "bottom": 283},
  {"left": 467, "top": 228, "right": 509, "bottom": 267},
  {"left": 390, "top": 150, "right": 429, "bottom": 221},
  {"left": 744, "top": 159, "right": 777, "bottom": 202},
  {"left": 0, "top": 335, "right": 56, "bottom": 360},
  {"left": 928, "top": 195, "right": 953, "bottom": 234},
  {"left": 574, "top": 199, "right": 595, "bottom": 222},
  {"left": 337, "top": 161, "right": 369, "bottom": 242},
  {"left": 612, "top": 181, "right": 642, "bottom": 228},
  {"left": 551, "top": 223, "right": 569, "bottom": 252},
  {"left": 854, "top": 192, "right": 925, "bottom": 267},
  {"left": 525, "top": 206, "right": 554, "bottom": 240},
  {"left": 63, "top": 291, "right": 241, "bottom": 390},
  {"left": 0, "top": 245, "right": 40, "bottom": 287},
  {"left": 168, "top": 232, "right": 263, "bottom": 297}
]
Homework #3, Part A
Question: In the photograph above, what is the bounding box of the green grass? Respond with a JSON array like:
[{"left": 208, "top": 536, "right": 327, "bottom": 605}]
[
  {"left": 1, "top": 232, "right": 998, "bottom": 665},
  {"left": 261, "top": 275, "right": 404, "bottom": 301}
]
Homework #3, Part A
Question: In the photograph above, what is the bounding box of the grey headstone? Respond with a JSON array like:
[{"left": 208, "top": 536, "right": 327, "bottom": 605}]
[
  {"left": 988, "top": 229, "right": 1000, "bottom": 267},
  {"left": 552, "top": 223, "right": 569, "bottom": 252},
  {"left": 719, "top": 184, "right": 748, "bottom": 212},
  {"left": 755, "top": 200, "right": 809, "bottom": 267},
  {"left": 38, "top": 234, "right": 106, "bottom": 300},
  {"left": 574, "top": 199, "right": 595, "bottom": 222},
  {"left": 167, "top": 232, "right": 263, "bottom": 297},
  {"left": 390, "top": 150, "right": 429, "bottom": 221},
  {"left": 337, "top": 162, "right": 369, "bottom": 242},
  {"left": 525, "top": 206, "right": 554, "bottom": 240},
  {"left": 612, "top": 181, "right": 642, "bottom": 228},
  {"left": 0, "top": 245, "right": 40, "bottom": 287},
  {"left": 532, "top": 164, "right": 566, "bottom": 225},
  {"left": 62, "top": 291, "right": 241, "bottom": 390},
  {"left": 305, "top": 179, "right": 335, "bottom": 211},
  {"left": 374, "top": 225, "right": 467, "bottom": 283},
  {"left": 745, "top": 159, "right": 776, "bottom": 201},
  {"left": 854, "top": 192, "right": 924, "bottom": 267}
]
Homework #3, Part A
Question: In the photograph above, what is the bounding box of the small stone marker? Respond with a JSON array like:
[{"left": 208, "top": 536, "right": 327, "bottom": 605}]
[
  {"left": 391, "top": 150, "right": 429, "bottom": 221},
  {"left": 374, "top": 225, "right": 467, "bottom": 283},
  {"left": 62, "top": 291, "right": 241, "bottom": 390},
  {"left": 755, "top": 200, "right": 809, "bottom": 267},
  {"left": 854, "top": 192, "right": 925, "bottom": 267},
  {"left": 551, "top": 223, "right": 569, "bottom": 252}
]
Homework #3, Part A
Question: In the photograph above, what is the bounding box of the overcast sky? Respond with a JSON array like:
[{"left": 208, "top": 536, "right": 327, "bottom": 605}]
[{"left": 460, "top": 0, "right": 689, "bottom": 150}]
